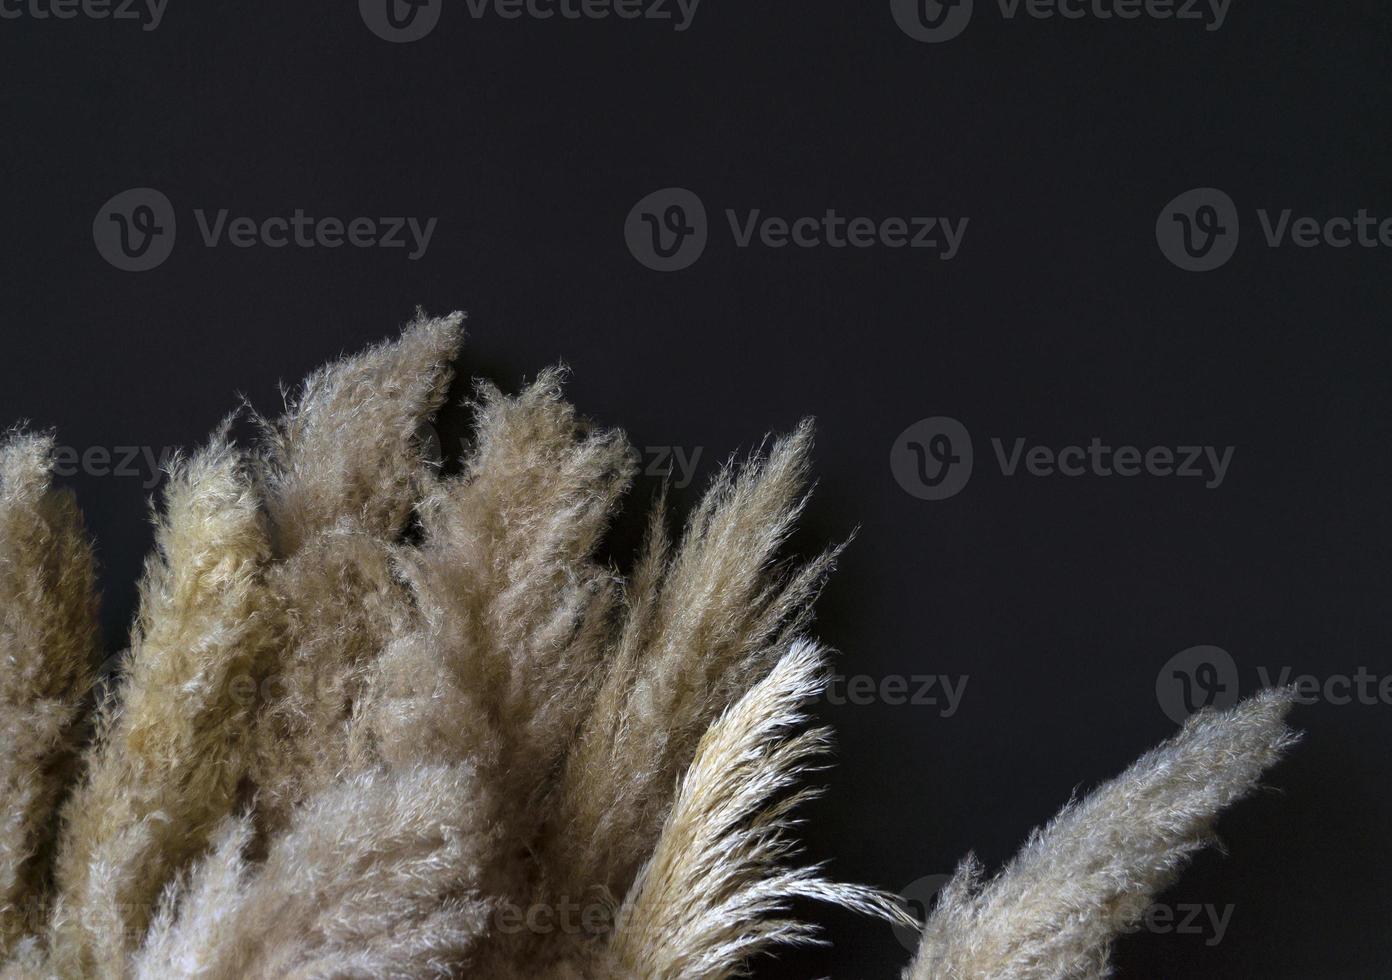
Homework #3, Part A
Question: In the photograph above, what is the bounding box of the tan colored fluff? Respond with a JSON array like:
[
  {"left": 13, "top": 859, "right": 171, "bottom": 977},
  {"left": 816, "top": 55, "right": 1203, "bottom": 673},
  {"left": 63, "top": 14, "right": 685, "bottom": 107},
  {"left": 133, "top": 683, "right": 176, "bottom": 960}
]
[
  {"left": 361, "top": 368, "right": 634, "bottom": 791},
  {"left": 351, "top": 370, "right": 640, "bottom": 972},
  {"left": 544, "top": 422, "right": 840, "bottom": 907},
  {"left": 252, "top": 312, "right": 464, "bottom": 557},
  {"left": 0, "top": 318, "right": 1298, "bottom": 979},
  {"left": 0, "top": 435, "right": 99, "bottom": 955},
  {"left": 248, "top": 530, "right": 407, "bottom": 836},
  {"left": 45, "top": 441, "right": 274, "bottom": 978},
  {"left": 131, "top": 764, "right": 494, "bottom": 980},
  {"left": 248, "top": 312, "right": 462, "bottom": 834}
]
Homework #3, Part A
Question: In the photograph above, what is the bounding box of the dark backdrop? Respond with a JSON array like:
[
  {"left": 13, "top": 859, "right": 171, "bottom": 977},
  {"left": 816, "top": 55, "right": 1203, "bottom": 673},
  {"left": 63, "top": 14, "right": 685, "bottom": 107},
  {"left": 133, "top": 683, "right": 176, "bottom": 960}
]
[{"left": 3, "top": 2, "right": 1389, "bottom": 976}]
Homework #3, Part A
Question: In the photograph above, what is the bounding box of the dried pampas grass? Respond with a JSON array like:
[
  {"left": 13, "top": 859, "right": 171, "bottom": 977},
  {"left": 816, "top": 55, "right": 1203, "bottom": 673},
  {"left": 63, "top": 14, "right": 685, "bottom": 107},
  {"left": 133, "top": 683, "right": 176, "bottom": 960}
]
[
  {"left": 0, "top": 314, "right": 1296, "bottom": 979},
  {"left": 905, "top": 688, "right": 1298, "bottom": 980}
]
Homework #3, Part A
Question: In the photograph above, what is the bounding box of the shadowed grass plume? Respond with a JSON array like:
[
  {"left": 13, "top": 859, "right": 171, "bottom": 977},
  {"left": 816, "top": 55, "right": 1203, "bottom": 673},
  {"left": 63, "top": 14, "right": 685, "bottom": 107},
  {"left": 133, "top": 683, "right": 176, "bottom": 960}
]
[{"left": 0, "top": 434, "right": 100, "bottom": 956}]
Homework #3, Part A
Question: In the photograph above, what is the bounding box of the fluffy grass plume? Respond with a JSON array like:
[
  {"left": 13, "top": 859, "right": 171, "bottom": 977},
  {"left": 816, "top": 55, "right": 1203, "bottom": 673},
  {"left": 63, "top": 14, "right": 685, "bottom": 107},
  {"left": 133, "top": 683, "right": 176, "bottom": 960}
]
[
  {"left": 45, "top": 440, "right": 273, "bottom": 978},
  {"left": 906, "top": 690, "right": 1298, "bottom": 980},
  {"left": 599, "top": 641, "right": 914, "bottom": 979},
  {"left": 544, "top": 421, "right": 840, "bottom": 906},
  {"left": 131, "top": 763, "right": 494, "bottom": 979},
  {"left": 247, "top": 313, "right": 461, "bottom": 834},
  {"left": 0, "top": 434, "right": 100, "bottom": 955},
  {"left": 0, "top": 316, "right": 1298, "bottom": 978}
]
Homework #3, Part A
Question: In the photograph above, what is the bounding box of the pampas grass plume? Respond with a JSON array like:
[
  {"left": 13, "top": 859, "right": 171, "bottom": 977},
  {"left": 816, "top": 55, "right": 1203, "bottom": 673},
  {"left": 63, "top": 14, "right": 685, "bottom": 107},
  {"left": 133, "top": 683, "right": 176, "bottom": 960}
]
[{"left": 0, "top": 316, "right": 1299, "bottom": 980}]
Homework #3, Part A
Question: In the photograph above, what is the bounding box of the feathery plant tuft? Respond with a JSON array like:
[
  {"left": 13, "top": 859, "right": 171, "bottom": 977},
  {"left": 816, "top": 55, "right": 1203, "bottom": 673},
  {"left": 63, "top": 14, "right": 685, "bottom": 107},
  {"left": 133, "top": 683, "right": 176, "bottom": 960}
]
[{"left": 0, "top": 313, "right": 1297, "bottom": 978}]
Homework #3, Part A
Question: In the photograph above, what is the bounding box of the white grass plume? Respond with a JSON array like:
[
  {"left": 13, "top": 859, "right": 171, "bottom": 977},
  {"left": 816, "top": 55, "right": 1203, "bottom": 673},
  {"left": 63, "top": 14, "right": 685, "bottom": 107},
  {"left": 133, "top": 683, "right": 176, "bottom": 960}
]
[
  {"left": 905, "top": 689, "right": 1299, "bottom": 980},
  {"left": 599, "top": 640, "right": 912, "bottom": 980}
]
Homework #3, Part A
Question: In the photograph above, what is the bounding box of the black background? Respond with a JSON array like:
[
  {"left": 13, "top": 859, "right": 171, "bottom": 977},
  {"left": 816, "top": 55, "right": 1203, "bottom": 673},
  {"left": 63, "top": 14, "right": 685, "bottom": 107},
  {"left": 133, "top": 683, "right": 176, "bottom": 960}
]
[{"left": 3, "top": 2, "right": 1390, "bottom": 976}]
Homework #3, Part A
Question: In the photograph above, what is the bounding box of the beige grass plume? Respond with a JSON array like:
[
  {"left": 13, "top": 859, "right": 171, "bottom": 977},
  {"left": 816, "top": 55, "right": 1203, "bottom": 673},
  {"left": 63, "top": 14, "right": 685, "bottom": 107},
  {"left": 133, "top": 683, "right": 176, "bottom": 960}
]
[
  {"left": 0, "top": 434, "right": 100, "bottom": 956},
  {"left": 0, "top": 316, "right": 1298, "bottom": 979},
  {"left": 131, "top": 763, "right": 495, "bottom": 979},
  {"left": 45, "top": 438, "right": 273, "bottom": 978},
  {"left": 246, "top": 312, "right": 461, "bottom": 835}
]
